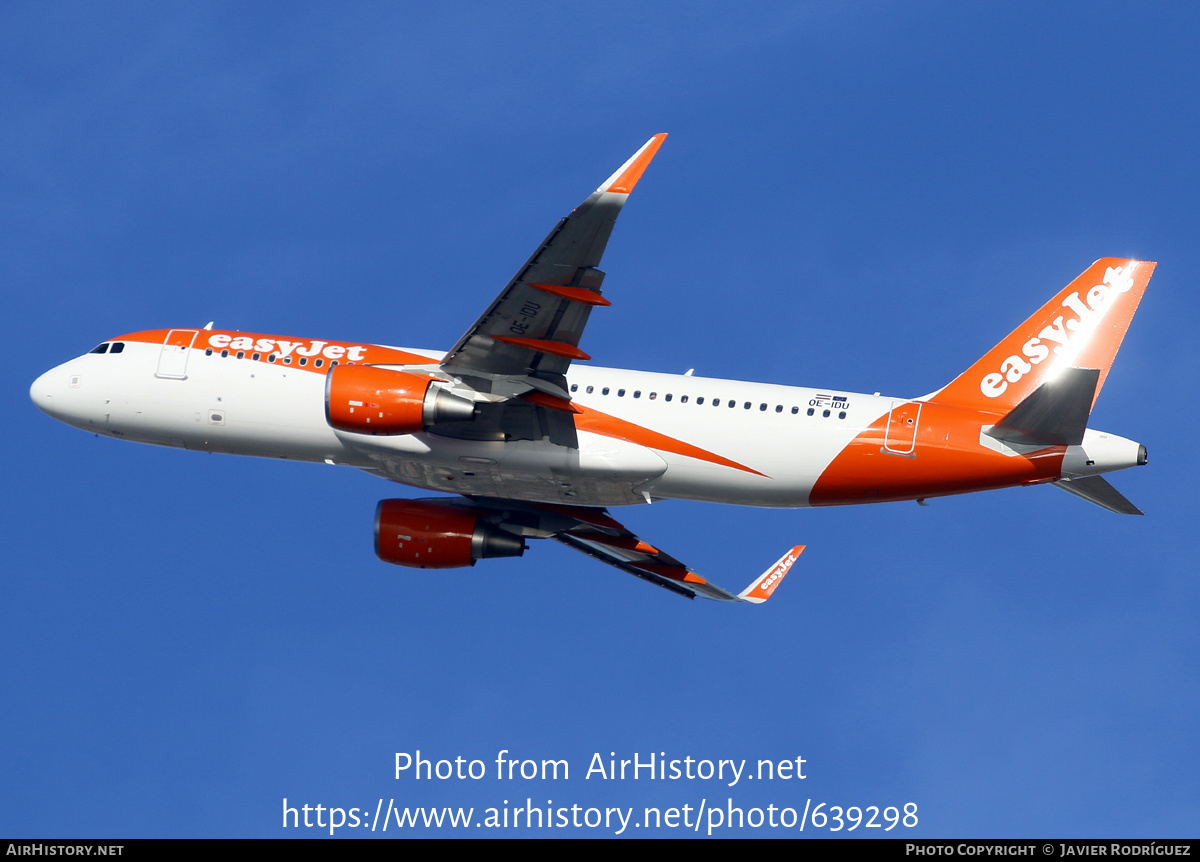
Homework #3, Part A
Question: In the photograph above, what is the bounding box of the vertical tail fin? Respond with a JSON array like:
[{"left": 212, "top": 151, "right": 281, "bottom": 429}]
[{"left": 931, "top": 259, "right": 1154, "bottom": 413}]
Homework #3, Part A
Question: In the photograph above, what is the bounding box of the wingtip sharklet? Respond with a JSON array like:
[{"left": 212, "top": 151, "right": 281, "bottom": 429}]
[
  {"left": 597, "top": 133, "right": 668, "bottom": 195},
  {"left": 738, "top": 545, "right": 805, "bottom": 604}
]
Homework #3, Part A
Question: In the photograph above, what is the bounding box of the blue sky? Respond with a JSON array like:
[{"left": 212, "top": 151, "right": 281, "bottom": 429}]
[{"left": 4, "top": 1, "right": 1198, "bottom": 837}]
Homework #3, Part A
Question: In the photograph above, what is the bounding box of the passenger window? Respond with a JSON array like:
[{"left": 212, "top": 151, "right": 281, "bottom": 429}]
[
  {"left": 221, "top": 349, "right": 229, "bottom": 357},
  {"left": 315, "top": 359, "right": 323, "bottom": 368},
  {"left": 299, "top": 357, "right": 308, "bottom": 366},
  {"left": 744, "top": 402, "right": 751, "bottom": 409},
  {"left": 649, "top": 392, "right": 657, "bottom": 400},
  {"left": 759, "top": 403, "right": 767, "bottom": 411},
  {"left": 237, "top": 351, "right": 245, "bottom": 359},
  {"left": 712, "top": 399, "right": 720, "bottom": 407},
  {"left": 807, "top": 407, "right": 815, "bottom": 416},
  {"left": 284, "top": 356, "right": 292, "bottom": 364},
  {"left": 252, "top": 352, "right": 261, "bottom": 361},
  {"left": 330, "top": 360, "right": 338, "bottom": 367},
  {"left": 775, "top": 405, "right": 782, "bottom": 413},
  {"left": 633, "top": 391, "right": 641, "bottom": 398},
  {"left": 680, "top": 395, "right": 689, "bottom": 403},
  {"left": 791, "top": 406, "right": 799, "bottom": 414},
  {"left": 602, "top": 387, "right": 609, "bottom": 395},
  {"left": 618, "top": 389, "right": 625, "bottom": 397},
  {"left": 665, "top": 394, "right": 672, "bottom": 402},
  {"left": 823, "top": 409, "right": 830, "bottom": 417},
  {"left": 696, "top": 397, "right": 704, "bottom": 405},
  {"left": 268, "top": 354, "right": 277, "bottom": 363},
  {"left": 205, "top": 348, "right": 213, "bottom": 356},
  {"left": 586, "top": 385, "right": 594, "bottom": 394},
  {"left": 571, "top": 384, "right": 578, "bottom": 392},
  {"left": 839, "top": 411, "right": 847, "bottom": 419}
]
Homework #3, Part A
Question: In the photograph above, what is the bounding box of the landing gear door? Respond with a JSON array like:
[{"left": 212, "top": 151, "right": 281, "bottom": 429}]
[
  {"left": 884, "top": 400, "right": 921, "bottom": 456},
  {"left": 156, "top": 329, "right": 199, "bottom": 380}
]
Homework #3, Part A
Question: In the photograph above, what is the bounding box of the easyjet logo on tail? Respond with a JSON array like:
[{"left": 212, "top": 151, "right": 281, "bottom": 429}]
[{"left": 979, "top": 264, "right": 1136, "bottom": 398}]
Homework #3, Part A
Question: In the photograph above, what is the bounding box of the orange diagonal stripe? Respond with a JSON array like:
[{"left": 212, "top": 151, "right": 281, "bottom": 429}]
[{"left": 575, "top": 406, "right": 766, "bottom": 477}]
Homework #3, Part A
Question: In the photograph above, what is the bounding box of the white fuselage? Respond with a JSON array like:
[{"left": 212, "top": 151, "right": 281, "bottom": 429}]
[
  {"left": 30, "top": 329, "right": 1146, "bottom": 514},
  {"left": 29, "top": 337, "right": 885, "bottom": 508}
]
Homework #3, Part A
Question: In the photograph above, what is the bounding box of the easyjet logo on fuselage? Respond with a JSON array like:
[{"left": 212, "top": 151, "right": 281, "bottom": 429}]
[
  {"left": 979, "top": 264, "right": 1136, "bottom": 398},
  {"left": 207, "top": 333, "right": 368, "bottom": 361}
]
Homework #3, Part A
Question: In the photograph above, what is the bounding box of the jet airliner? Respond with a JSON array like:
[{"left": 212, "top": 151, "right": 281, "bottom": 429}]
[{"left": 29, "top": 134, "right": 1152, "bottom": 602}]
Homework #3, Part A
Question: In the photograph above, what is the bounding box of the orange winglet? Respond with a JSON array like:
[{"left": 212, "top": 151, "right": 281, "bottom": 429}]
[
  {"left": 738, "top": 545, "right": 805, "bottom": 603},
  {"left": 601, "top": 133, "right": 667, "bottom": 195},
  {"left": 492, "top": 336, "right": 591, "bottom": 361},
  {"left": 518, "top": 390, "right": 582, "bottom": 414},
  {"left": 528, "top": 283, "right": 612, "bottom": 307}
]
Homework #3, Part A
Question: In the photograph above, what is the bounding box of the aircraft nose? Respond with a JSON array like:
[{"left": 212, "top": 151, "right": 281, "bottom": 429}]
[
  {"left": 29, "top": 369, "right": 55, "bottom": 414},
  {"left": 30, "top": 365, "right": 75, "bottom": 421}
]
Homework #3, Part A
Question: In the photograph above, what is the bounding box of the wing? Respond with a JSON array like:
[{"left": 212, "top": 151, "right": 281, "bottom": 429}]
[
  {"left": 445, "top": 496, "right": 802, "bottom": 603},
  {"left": 439, "top": 134, "right": 667, "bottom": 404}
]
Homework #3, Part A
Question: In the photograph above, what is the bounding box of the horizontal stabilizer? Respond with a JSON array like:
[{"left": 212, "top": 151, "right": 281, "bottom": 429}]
[
  {"left": 989, "top": 367, "right": 1099, "bottom": 446},
  {"left": 1052, "top": 475, "right": 1143, "bottom": 515}
]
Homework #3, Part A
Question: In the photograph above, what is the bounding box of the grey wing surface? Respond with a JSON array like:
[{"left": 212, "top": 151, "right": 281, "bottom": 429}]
[{"left": 439, "top": 134, "right": 667, "bottom": 403}]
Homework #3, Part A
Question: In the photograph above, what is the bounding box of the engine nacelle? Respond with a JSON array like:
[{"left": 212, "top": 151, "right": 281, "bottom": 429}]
[
  {"left": 374, "top": 499, "right": 526, "bottom": 569},
  {"left": 325, "top": 364, "right": 475, "bottom": 435}
]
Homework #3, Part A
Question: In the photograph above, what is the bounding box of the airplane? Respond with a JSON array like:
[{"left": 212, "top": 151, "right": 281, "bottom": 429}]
[{"left": 29, "top": 134, "right": 1152, "bottom": 604}]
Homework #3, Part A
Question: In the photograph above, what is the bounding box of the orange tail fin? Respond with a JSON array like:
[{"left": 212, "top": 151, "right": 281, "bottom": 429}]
[{"left": 931, "top": 258, "right": 1154, "bottom": 413}]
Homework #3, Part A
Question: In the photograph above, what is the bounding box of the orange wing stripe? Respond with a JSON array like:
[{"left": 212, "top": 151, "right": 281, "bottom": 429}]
[
  {"left": 632, "top": 562, "right": 706, "bottom": 585},
  {"left": 492, "top": 336, "right": 591, "bottom": 361},
  {"left": 528, "top": 283, "right": 612, "bottom": 307},
  {"left": 518, "top": 391, "right": 582, "bottom": 414},
  {"left": 573, "top": 531, "right": 660, "bottom": 555},
  {"left": 628, "top": 566, "right": 700, "bottom": 588}
]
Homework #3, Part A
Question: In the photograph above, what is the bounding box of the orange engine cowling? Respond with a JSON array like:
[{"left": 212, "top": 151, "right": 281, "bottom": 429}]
[
  {"left": 325, "top": 364, "right": 475, "bottom": 435},
  {"left": 374, "top": 499, "right": 526, "bottom": 569}
]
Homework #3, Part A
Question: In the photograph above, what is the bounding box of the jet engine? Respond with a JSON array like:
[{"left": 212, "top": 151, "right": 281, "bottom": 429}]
[
  {"left": 374, "top": 499, "right": 526, "bottom": 569},
  {"left": 325, "top": 365, "right": 475, "bottom": 435}
]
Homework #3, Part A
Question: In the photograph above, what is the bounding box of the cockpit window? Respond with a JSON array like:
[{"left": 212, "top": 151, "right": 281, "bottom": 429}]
[
  {"left": 109, "top": 342, "right": 125, "bottom": 354},
  {"left": 89, "top": 343, "right": 109, "bottom": 354}
]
